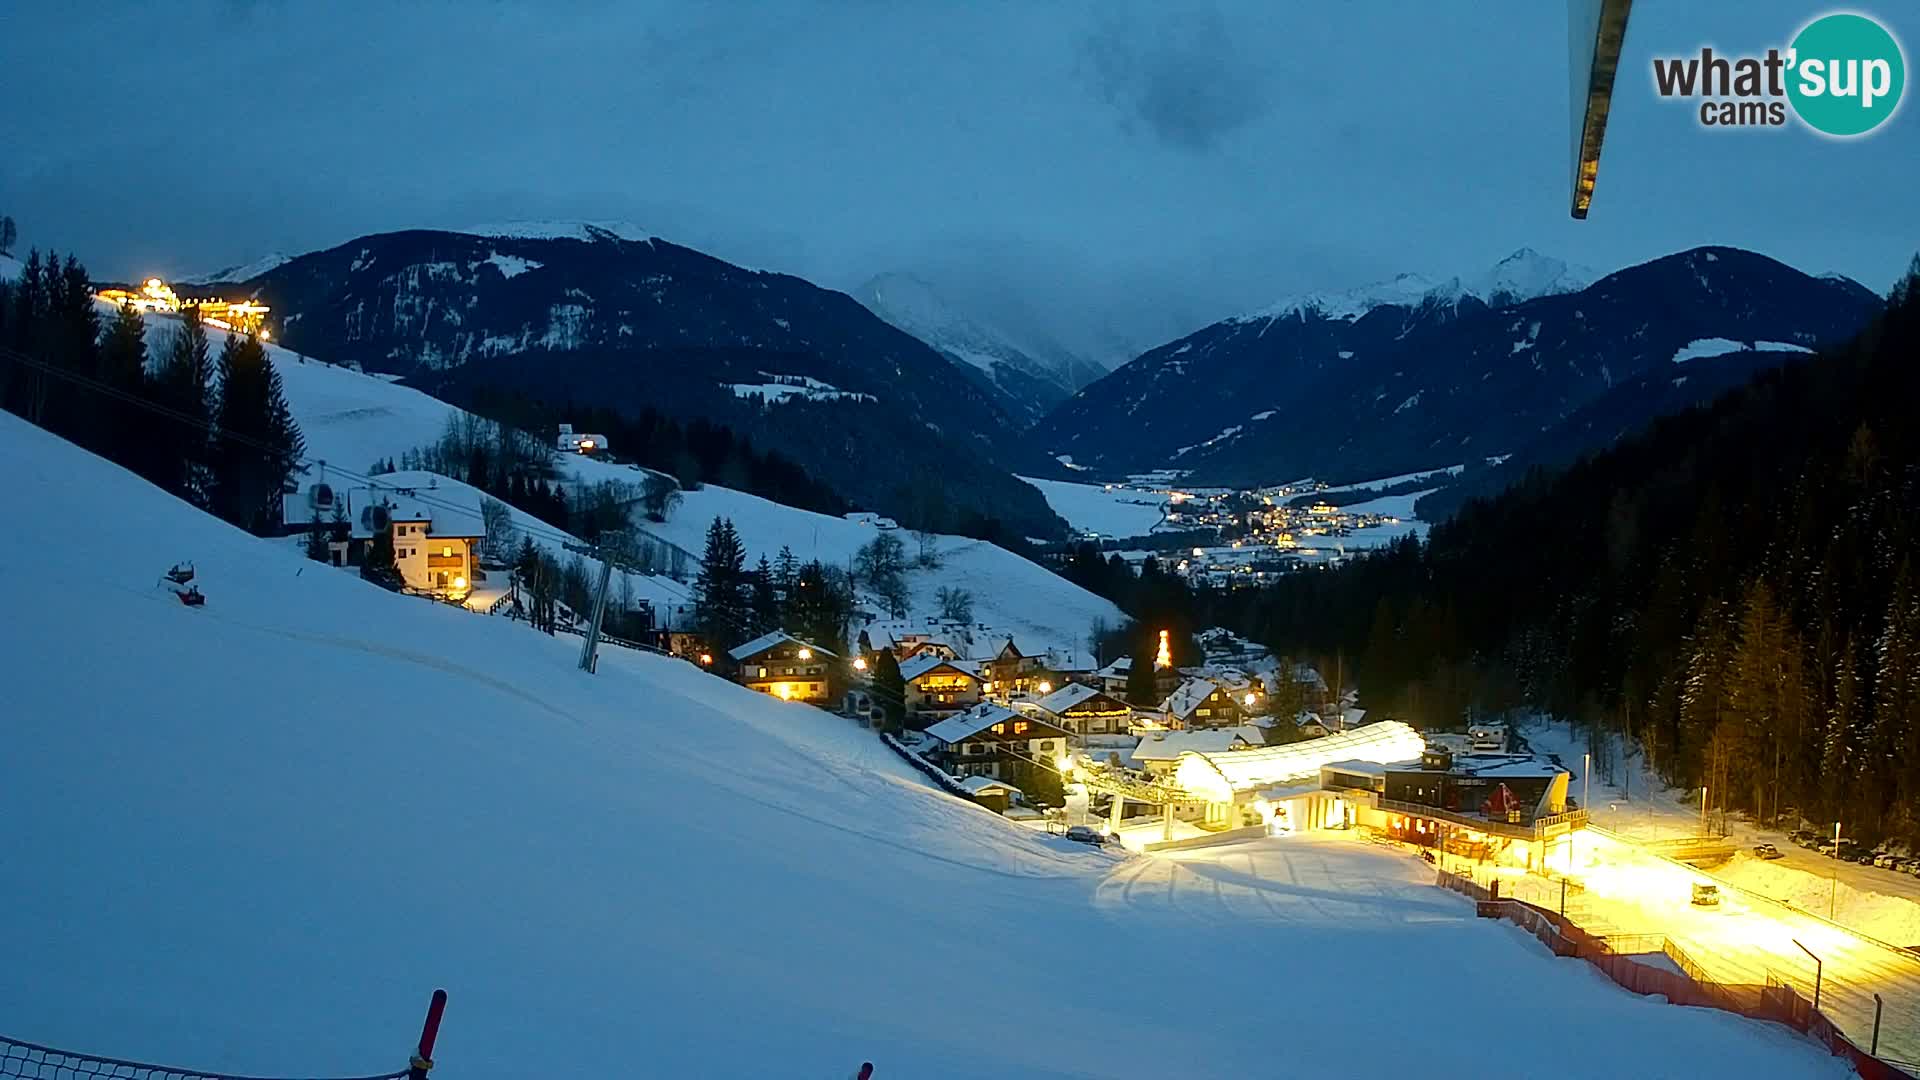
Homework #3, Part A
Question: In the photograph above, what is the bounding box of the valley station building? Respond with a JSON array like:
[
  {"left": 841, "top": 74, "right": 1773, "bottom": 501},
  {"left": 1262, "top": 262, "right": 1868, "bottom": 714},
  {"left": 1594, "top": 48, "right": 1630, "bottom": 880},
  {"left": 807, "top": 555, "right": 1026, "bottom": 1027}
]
[{"left": 1090, "top": 721, "right": 1585, "bottom": 861}]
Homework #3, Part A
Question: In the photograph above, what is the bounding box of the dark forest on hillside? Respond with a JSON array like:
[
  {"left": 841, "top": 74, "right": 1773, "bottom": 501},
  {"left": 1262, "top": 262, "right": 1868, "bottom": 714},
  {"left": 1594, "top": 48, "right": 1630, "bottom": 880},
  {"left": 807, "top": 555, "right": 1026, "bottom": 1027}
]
[{"left": 1211, "top": 258, "right": 1920, "bottom": 844}]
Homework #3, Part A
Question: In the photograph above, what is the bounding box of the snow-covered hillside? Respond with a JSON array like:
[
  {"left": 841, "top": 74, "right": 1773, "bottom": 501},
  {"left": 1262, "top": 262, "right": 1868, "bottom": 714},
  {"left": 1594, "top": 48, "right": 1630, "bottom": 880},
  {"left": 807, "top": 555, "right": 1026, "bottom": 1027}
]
[
  {"left": 0, "top": 410, "right": 1848, "bottom": 1078},
  {"left": 0, "top": 252, "right": 21, "bottom": 280},
  {"left": 1018, "top": 476, "right": 1170, "bottom": 539},
  {"left": 126, "top": 311, "right": 1121, "bottom": 655},
  {"left": 180, "top": 251, "right": 292, "bottom": 284}
]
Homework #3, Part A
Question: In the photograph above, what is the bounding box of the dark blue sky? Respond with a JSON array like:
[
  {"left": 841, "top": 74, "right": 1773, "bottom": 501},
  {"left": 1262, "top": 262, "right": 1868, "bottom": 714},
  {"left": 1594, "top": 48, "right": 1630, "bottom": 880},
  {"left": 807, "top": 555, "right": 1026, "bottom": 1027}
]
[{"left": 3, "top": 1, "right": 1913, "bottom": 364}]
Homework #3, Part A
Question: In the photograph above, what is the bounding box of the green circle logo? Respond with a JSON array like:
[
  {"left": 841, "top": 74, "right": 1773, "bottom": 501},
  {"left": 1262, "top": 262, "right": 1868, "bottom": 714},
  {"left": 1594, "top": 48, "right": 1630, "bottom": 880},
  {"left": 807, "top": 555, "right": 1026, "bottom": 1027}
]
[{"left": 1787, "top": 13, "right": 1906, "bottom": 136}]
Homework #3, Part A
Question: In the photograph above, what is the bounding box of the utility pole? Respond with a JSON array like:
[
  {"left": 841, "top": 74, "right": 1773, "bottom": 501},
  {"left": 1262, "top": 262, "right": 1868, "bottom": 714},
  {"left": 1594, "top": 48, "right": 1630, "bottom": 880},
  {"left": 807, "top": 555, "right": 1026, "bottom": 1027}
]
[{"left": 1831, "top": 821, "right": 1843, "bottom": 921}]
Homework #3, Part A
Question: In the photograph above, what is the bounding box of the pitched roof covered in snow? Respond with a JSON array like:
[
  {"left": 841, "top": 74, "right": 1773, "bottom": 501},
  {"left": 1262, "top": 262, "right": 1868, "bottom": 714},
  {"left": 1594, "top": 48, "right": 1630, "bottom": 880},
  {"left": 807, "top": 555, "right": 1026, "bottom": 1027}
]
[
  {"left": 1162, "top": 678, "right": 1228, "bottom": 720},
  {"left": 1030, "top": 681, "right": 1116, "bottom": 715},
  {"left": 899, "top": 653, "right": 979, "bottom": 682},
  {"left": 924, "top": 704, "right": 1023, "bottom": 744},
  {"left": 959, "top": 775, "right": 1021, "bottom": 796},
  {"left": 1131, "top": 727, "right": 1265, "bottom": 762},
  {"left": 727, "top": 630, "right": 835, "bottom": 663}
]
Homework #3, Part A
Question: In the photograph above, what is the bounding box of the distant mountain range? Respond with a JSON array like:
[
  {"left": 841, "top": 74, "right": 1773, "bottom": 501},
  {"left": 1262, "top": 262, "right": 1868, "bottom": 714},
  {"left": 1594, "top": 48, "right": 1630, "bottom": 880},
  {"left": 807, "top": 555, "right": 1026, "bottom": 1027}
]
[
  {"left": 856, "top": 272, "right": 1108, "bottom": 426},
  {"left": 1035, "top": 247, "right": 1881, "bottom": 491},
  {"left": 223, "top": 223, "right": 1068, "bottom": 539}
]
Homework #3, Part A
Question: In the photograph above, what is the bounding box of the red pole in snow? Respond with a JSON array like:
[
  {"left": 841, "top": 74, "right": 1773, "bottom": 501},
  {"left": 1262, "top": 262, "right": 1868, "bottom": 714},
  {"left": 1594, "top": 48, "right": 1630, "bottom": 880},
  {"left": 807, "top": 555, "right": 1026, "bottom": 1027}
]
[{"left": 409, "top": 989, "right": 447, "bottom": 1080}]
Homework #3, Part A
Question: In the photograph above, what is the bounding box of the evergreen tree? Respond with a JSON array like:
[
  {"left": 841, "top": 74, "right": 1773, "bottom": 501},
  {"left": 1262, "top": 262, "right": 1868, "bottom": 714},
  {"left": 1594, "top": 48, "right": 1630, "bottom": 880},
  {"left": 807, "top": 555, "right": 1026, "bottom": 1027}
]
[
  {"left": 749, "top": 555, "right": 779, "bottom": 633},
  {"left": 305, "top": 508, "right": 333, "bottom": 563},
  {"left": 360, "top": 511, "right": 403, "bottom": 591},
  {"left": 97, "top": 301, "right": 151, "bottom": 468},
  {"left": 693, "top": 516, "right": 750, "bottom": 645},
  {"left": 871, "top": 648, "right": 906, "bottom": 734},
  {"left": 787, "top": 560, "right": 852, "bottom": 656},
  {"left": 211, "top": 333, "right": 303, "bottom": 532},
  {"left": 151, "top": 307, "right": 215, "bottom": 505},
  {"left": 1125, "top": 651, "right": 1161, "bottom": 707}
]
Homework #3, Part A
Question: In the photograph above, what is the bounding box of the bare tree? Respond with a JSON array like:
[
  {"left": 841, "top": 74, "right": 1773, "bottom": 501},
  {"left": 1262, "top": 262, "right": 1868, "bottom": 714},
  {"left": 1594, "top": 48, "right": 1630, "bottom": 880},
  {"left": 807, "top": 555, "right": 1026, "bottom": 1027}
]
[
  {"left": 640, "top": 472, "right": 683, "bottom": 522},
  {"left": 480, "top": 497, "right": 517, "bottom": 563},
  {"left": 912, "top": 528, "right": 942, "bottom": 568},
  {"left": 936, "top": 586, "right": 974, "bottom": 624}
]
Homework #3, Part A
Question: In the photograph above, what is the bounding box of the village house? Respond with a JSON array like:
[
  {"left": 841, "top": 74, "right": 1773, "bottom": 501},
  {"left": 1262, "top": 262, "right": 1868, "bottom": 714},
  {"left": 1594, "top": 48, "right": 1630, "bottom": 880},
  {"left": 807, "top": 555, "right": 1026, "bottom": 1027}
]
[
  {"left": 555, "top": 423, "right": 610, "bottom": 455},
  {"left": 900, "top": 653, "right": 984, "bottom": 721},
  {"left": 1029, "top": 682, "right": 1135, "bottom": 744},
  {"left": 1094, "top": 656, "right": 1132, "bottom": 697},
  {"left": 1130, "top": 727, "right": 1266, "bottom": 776},
  {"left": 1162, "top": 677, "right": 1248, "bottom": 729},
  {"left": 925, "top": 703, "right": 1071, "bottom": 783},
  {"left": 980, "top": 638, "right": 1056, "bottom": 702},
  {"left": 728, "top": 630, "right": 836, "bottom": 704},
  {"left": 284, "top": 478, "right": 484, "bottom": 600}
]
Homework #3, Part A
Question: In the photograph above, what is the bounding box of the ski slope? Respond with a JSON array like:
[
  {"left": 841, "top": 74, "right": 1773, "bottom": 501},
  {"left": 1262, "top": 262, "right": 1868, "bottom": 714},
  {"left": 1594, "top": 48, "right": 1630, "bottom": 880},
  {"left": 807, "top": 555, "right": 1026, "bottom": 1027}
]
[{"left": 0, "top": 411, "right": 1853, "bottom": 1079}]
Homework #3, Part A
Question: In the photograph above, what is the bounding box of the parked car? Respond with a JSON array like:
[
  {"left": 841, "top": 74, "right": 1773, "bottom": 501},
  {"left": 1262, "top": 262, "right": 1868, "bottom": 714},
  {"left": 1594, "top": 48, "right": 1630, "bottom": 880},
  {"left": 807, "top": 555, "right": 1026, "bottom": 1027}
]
[
  {"left": 1874, "top": 852, "right": 1900, "bottom": 869},
  {"left": 1818, "top": 840, "right": 1840, "bottom": 856},
  {"left": 1753, "top": 843, "right": 1784, "bottom": 860},
  {"left": 1791, "top": 830, "right": 1821, "bottom": 848},
  {"left": 1064, "top": 825, "right": 1105, "bottom": 845},
  {"left": 1849, "top": 848, "right": 1877, "bottom": 865},
  {"left": 1692, "top": 883, "right": 1723, "bottom": 907}
]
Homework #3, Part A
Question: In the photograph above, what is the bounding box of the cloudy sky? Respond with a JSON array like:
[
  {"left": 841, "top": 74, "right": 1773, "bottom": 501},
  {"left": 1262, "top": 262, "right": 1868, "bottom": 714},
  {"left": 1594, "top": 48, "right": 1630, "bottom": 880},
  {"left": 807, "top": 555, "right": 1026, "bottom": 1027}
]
[{"left": 3, "top": 1, "right": 1914, "bottom": 365}]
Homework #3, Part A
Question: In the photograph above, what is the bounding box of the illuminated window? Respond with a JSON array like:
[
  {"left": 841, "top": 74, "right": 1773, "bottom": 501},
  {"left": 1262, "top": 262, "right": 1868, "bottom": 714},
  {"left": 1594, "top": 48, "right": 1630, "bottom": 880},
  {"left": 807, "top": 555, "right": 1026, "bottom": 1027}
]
[
  {"left": 1013, "top": 721, "right": 1029, "bottom": 734},
  {"left": 991, "top": 723, "right": 1005, "bottom": 734},
  {"left": 758, "top": 666, "right": 768, "bottom": 678}
]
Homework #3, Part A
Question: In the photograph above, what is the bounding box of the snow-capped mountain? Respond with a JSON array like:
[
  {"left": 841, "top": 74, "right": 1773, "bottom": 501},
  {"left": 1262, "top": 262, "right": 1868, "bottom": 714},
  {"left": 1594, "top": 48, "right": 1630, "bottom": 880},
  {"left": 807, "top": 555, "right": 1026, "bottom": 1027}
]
[
  {"left": 1036, "top": 246, "right": 1879, "bottom": 486},
  {"left": 1235, "top": 249, "right": 1594, "bottom": 324},
  {"left": 235, "top": 225, "right": 1066, "bottom": 538},
  {"left": 857, "top": 272, "right": 1108, "bottom": 426},
  {"left": 180, "top": 251, "right": 293, "bottom": 285}
]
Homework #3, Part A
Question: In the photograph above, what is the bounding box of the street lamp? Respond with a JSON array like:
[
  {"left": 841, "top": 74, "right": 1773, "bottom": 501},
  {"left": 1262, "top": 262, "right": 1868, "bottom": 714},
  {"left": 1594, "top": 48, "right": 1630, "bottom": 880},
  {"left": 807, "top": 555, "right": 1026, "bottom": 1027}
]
[
  {"left": 853, "top": 655, "right": 868, "bottom": 672},
  {"left": 1831, "top": 821, "right": 1843, "bottom": 920},
  {"left": 1793, "top": 938, "right": 1823, "bottom": 1014}
]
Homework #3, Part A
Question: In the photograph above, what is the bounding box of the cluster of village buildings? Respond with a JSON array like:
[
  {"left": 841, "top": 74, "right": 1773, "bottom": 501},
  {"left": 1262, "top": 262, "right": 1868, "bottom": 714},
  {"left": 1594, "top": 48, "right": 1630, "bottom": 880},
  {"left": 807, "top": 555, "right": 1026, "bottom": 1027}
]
[{"left": 723, "top": 618, "right": 1582, "bottom": 859}]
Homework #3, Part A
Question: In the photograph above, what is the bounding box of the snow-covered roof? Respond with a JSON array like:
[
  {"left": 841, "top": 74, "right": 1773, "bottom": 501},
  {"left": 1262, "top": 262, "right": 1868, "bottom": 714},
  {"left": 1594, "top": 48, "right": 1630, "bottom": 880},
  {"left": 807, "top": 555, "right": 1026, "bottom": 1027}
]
[
  {"left": 727, "top": 630, "right": 835, "bottom": 663},
  {"left": 1096, "top": 656, "right": 1132, "bottom": 677},
  {"left": 924, "top": 704, "right": 1023, "bottom": 745},
  {"left": 1031, "top": 682, "right": 1121, "bottom": 715},
  {"left": 1162, "top": 678, "right": 1225, "bottom": 720},
  {"left": 281, "top": 474, "right": 486, "bottom": 539},
  {"left": 959, "top": 775, "right": 1021, "bottom": 795},
  {"left": 1172, "top": 721, "right": 1426, "bottom": 800},
  {"left": 899, "top": 653, "right": 976, "bottom": 682},
  {"left": 1132, "top": 727, "right": 1264, "bottom": 762}
]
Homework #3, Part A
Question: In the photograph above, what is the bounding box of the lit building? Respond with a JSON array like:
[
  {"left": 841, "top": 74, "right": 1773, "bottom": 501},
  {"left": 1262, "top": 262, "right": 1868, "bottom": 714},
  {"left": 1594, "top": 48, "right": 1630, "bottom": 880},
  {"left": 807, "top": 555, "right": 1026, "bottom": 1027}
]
[
  {"left": 1029, "top": 682, "right": 1135, "bottom": 743},
  {"left": 924, "top": 703, "right": 1070, "bottom": 784},
  {"left": 95, "top": 278, "right": 273, "bottom": 337},
  {"left": 979, "top": 638, "right": 1055, "bottom": 702},
  {"left": 900, "top": 653, "right": 984, "bottom": 721},
  {"left": 729, "top": 630, "right": 836, "bottom": 704},
  {"left": 282, "top": 476, "right": 483, "bottom": 600},
  {"left": 555, "top": 423, "right": 610, "bottom": 455},
  {"left": 1161, "top": 677, "right": 1247, "bottom": 730}
]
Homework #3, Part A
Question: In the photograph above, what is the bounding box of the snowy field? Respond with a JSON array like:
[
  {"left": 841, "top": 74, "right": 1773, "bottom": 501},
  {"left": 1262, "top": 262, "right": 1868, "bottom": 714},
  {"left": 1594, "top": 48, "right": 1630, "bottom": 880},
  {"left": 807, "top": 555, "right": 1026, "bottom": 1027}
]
[
  {"left": 125, "top": 309, "right": 1125, "bottom": 657},
  {"left": 0, "top": 413, "right": 1851, "bottom": 1079},
  {"left": 1018, "top": 475, "right": 1170, "bottom": 539}
]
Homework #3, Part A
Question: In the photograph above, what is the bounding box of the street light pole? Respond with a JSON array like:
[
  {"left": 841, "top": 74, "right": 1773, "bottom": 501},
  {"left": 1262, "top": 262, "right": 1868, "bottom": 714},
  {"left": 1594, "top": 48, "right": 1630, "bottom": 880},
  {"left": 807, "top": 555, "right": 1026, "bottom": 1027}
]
[
  {"left": 1831, "top": 821, "right": 1843, "bottom": 921},
  {"left": 1794, "top": 938, "right": 1822, "bottom": 1014}
]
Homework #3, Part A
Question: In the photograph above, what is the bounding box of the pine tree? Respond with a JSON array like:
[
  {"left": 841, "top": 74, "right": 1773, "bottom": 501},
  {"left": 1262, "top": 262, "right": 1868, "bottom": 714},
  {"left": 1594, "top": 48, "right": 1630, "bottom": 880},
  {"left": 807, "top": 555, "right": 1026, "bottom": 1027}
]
[
  {"left": 360, "top": 509, "right": 403, "bottom": 592},
  {"left": 97, "top": 300, "right": 151, "bottom": 468},
  {"left": 306, "top": 508, "right": 333, "bottom": 563},
  {"left": 212, "top": 333, "right": 304, "bottom": 532},
  {"left": 1125, "top": 651, "right": 1161, "bottom": 707},
  {"left": 749, "top": 555, "right": 778, "bottom": 633},
  {"left": 693, "top": 516, "right": 749, "bottom": 645},
  {"left": 871, "top": 648, "right": 906, "bottom": 734},
  {"left": 152, "top": 307, "right": 215, "bottom": 505}
]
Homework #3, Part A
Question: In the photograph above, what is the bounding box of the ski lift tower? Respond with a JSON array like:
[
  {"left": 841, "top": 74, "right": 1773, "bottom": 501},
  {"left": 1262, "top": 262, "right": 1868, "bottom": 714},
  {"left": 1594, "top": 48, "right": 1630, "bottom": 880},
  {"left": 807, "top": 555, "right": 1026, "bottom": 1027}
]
[{"left": 1568, "top": 0, "right": 1634, "bottom": 218}]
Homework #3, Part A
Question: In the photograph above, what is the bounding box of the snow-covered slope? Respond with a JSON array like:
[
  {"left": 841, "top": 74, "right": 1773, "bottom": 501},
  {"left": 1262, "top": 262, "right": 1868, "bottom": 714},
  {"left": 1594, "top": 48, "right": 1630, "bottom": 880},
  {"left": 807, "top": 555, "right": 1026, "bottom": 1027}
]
[
  {"left": 0, "top": 252, "right": 22, "bottom": 280},
  {"left": 0, "top": 409, "right": 1849, "bottom": 1079},
  {"left": 138, "top": 313, "right": 1120, "bottom": 656},
  {"left": 180, "top": 251, "right": 292, "bottom": 284}
]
